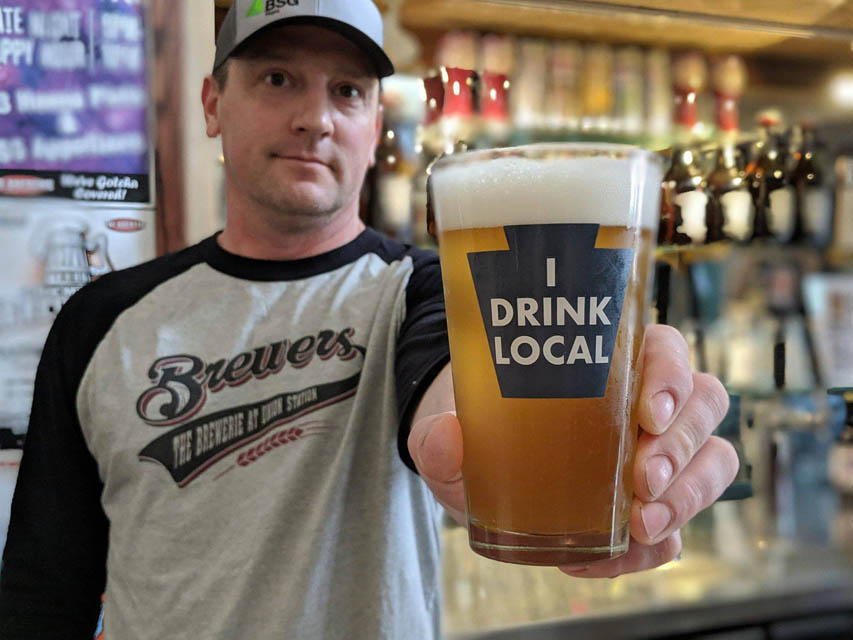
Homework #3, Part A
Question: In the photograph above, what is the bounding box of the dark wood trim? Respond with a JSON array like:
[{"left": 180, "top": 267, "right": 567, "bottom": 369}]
[{"left": 152, "top": 0, "right": 186, "bottom": 254}]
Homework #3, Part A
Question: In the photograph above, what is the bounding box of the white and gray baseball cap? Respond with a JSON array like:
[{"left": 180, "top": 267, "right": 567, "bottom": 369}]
[{"left": 214, "top": 0, "right": 395, "bottom": 78}]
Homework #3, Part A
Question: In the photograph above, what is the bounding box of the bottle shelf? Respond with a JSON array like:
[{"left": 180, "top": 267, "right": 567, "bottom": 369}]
[
  {"left": 655, "top": 241, "right": 736, "bottom": 266},
  {"left": 655, "top": 241, "right": 840, "bottom": 269},
  {"left": 400, "top": 0, "right": 853, "bottom": 62}
]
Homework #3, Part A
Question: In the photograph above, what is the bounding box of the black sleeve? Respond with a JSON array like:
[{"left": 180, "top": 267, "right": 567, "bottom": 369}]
[
  {"left": 395, "top": 249, "right": 451, "bottom": 473},
  {"left": 0, "top": 294, "right": 108, "bottom": 639}
]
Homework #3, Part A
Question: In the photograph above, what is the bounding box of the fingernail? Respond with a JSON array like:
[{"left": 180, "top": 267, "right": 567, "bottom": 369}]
[
  {"left": 641, "top": 502, "right": 673, "bottom": 541},
  {"left": 645, "top": 456, "right": 673, "bottom": 499},
  {"left": 649, "top": 391, "right": 675, "bottom": 431}
]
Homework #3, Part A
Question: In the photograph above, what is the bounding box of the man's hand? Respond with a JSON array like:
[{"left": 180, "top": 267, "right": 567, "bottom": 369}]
[{"left": 407, "top": 324, "right": 739, "bottom": 578}]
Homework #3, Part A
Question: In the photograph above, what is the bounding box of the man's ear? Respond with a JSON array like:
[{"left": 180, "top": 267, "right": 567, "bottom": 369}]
[
  {"left": 201, "top": 75, "right": 222, "bottom": 138},
  {"left": 368, "top": 103, "right": 384, "bottom": 169}
]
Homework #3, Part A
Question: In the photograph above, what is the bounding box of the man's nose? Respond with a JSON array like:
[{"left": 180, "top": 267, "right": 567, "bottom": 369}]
[{"left": 290, "top": 86, "right": 333, "bottom": 139}]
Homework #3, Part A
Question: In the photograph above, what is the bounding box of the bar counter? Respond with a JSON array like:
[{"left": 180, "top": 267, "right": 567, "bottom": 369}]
[{"left": 441, "top": 499, "right": 853, "bottom": 639}]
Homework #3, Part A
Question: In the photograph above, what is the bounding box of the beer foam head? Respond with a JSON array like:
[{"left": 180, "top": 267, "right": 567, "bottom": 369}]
[{"left": 430, "top": 143, "right": 662, "bottom": 232}]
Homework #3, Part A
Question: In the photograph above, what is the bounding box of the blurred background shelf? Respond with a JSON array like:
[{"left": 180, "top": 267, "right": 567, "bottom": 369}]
[{"left": 399, "top": 0, "right": 853, "bottom": 62}]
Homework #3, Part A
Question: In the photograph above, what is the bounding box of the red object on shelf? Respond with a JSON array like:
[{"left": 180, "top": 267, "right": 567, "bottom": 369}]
[
  {"left": 422, "top": 74, "right": 444, "bottom": 126},
  {"left": 674, "top": 89, "right": 699, "bottom": 130},
  {"left": 480, "top": 71, "right": 510, "bottom": 123},
  {"left": 714, "top": 93, "right": 740, "bottom": 133},
  {"left": 441, "top": 66, "right": 477, "bottom": 118}
]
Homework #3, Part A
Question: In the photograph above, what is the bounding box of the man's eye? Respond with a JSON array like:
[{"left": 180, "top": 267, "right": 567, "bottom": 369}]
[
  {"left": 264, "top": 72, "right": 288, "bottom": 87},
  {"left": 337, "top": 84, "right": 361, "bottom": 99}
]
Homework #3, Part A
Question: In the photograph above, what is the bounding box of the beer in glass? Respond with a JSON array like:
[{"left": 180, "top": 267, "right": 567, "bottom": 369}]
[{"left": 430, "top": 143, "right": 662, "bottom": 565}]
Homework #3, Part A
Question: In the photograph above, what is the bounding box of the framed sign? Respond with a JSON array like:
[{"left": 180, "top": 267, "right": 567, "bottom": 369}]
[{"left": 0, "top": 0, "right": 152, "bottom": 204}]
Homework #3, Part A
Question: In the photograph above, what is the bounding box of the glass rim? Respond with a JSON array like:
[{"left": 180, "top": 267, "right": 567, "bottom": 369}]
[{"left": 431, "top": 142, "right": 664, "bottom": 173}]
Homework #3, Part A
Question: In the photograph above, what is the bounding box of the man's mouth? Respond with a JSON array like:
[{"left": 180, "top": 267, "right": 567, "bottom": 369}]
[{"left": 272, "top": 153, "right": 331, "bottom": 170}]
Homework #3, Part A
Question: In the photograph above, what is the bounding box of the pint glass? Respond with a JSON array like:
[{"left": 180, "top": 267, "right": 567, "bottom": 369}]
[{"left": 430, "top": 143, "right": 662, "bottom": 565}]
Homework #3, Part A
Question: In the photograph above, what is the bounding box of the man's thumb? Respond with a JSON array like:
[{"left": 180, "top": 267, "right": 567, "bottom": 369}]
[{"left": 407, "top": 412, "right": 465, "bottom": 520}]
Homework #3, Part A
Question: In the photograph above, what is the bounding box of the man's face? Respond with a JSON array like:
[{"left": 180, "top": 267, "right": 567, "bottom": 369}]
[{"left": 204, "top": 25, "right": 382, "bottom": 227}]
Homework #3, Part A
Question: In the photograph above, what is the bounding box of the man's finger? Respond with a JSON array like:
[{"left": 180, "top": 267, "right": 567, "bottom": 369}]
[
  {"left": 559, "top": 531, "right": 682, "bottom": 578},
  {"left": 632, "top": 436, "right": 739, "bottom": 545},
  {"left": 637, "top": 325, "right": 694, "bottom": 435},
  {"left": 634, "top": 372, "right": 730, "bottom": 502},
  {"left": 407, "top": 412, "right": 466, "bottom": 524}
]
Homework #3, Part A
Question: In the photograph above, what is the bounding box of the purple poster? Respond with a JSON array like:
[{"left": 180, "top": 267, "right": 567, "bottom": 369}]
[{"left": 0, "top": 0, "right": 151, "bottom": 203}]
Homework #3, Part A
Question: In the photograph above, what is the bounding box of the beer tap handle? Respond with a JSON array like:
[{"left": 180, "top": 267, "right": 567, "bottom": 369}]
[
  {"left": 653, "top": 262, "right": 672, "bottom": 325},
  {"left": 86, "top": 233, "right": 113, "bottom": 278},
  {"left": 774, "top": 334, "right": 786, "bottom": 392}
]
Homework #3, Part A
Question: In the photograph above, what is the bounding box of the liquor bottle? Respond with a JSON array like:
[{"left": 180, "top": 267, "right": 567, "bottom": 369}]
[
  {"left": 433, "top": 31, "right": 479, "bottom": 151},
  {"left": 711, "top": 55, "right": 746, "bottom": 142},
  {"left": 417, "top": 32, "right": 483, "bottom": 248},
  {"left": 645, "top": 48, "right": 672, "bottom": 150},
  {"left": 672, "top": 52, "right": 708, "bottom": 142},
  {"left": 478, "top": 34, "right": 514, "bottom": 148},
  {"left": 613, "top": 47, "right": 645, "bottom": 142},
  {"left": 416, "top": 63, "right": 462, "bottom": 247},
  {"left": 791, "top": 123, "right": 833, "bottom": 248},
  {"left": 545, "top": 41, "right": 582, "bottom": 136},
  {"left": 747, "top": 111, "right": 797, "bottom": 243},
  {"left": 706, "top": 55, "right": 751, "bottom": 243},
  {"left": 580, "top": 43, "right": 614, "bottom": 136},
  {"left": 834, "top": 156, "right": 853, "bottom": 257},
  {"left": 660, "top": 52, "right": 708, "bottom": 246},
  {"left": 511, "top": 38, "right": 549, "bottom": 138},
  {"left": 374, "top": 123, "right": 416, "bottom": 241}
]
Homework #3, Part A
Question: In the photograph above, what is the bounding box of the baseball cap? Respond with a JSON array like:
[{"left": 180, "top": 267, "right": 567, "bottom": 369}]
[{"left": 214, "top": 0, "right": 395, "bottom": 78}]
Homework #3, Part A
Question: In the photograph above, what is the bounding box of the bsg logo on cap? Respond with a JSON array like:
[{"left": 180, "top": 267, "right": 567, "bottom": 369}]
[{"left": 247, "top": 0, "right": 300, "bottom": 17}]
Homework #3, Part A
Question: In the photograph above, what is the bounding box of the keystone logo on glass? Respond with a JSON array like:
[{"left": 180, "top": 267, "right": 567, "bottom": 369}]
[{"left": 468, "top": 223, "right": 634, "bottom": 399}]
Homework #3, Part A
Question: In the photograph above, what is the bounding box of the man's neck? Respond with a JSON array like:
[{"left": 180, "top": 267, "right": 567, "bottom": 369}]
[{"left": 217, "top": 203, "right": 366, "bottom": 261}]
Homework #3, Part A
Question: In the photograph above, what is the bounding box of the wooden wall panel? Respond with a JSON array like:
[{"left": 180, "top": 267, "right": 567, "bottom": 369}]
[{"left": 152, "top": 0, "right": 185, "bottom": 254}]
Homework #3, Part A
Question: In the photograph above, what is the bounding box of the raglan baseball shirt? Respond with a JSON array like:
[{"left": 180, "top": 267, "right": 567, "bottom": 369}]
[{"left": 0, "top": 228, "right": 450, "bottom": 639}]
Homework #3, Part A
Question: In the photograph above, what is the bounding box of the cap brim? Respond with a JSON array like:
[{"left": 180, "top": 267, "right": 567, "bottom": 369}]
[{"left": 216, "top": 15, "right": 395, "bottom": 78}]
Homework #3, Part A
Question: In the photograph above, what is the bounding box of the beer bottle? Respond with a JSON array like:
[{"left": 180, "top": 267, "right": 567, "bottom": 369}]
[
  {"left": 705, "top": 55, "right": 750, "bottom": 243},
  {"left": 791, "top": 123, "right": 833, "bottom": 248},
  {"left": 660, "top": 52, "right": 709, "bottom": 246},
  {"left": 748, "top": 112, "right": 797, "bottom": 243},
  {"left": 706, "top": 144, "right": 752, "bottom": 243},
  {"left": 374, "top": 122, "right": 416, "bottom": 241},
  {"left": 660, "top": 148, "right": 707, "bottom": 245}
]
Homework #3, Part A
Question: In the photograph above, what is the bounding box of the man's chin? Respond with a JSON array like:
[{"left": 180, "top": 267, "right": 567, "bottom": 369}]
[{"left": 263, "top": 191, "right": 339, "bottom": 221}]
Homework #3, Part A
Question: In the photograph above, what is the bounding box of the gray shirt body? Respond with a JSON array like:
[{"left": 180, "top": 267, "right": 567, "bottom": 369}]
[{"left": 0, "top": 230, "right": 450, "bottom": 639}]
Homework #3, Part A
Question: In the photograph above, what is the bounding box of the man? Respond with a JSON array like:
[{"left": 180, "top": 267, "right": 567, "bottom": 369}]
[{"left": 0, "top": 1, "right": 738, "bottom": 638}]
